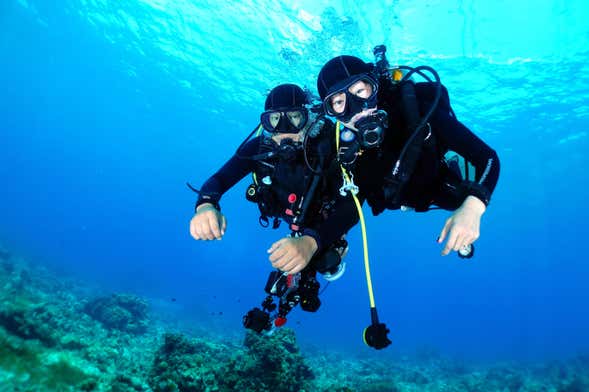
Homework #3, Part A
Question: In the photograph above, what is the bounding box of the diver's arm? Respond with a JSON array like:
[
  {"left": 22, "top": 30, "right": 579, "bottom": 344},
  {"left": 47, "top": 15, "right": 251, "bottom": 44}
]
[
  {"left": 266, "top": 196, "right": 358, "bottom": 274},
  {"left": 195, "top": 137, "right": 260, "bottom": 209},
  {"left": 312, "top": 194, "right": 360, "bottom": 252},
  {"left": 190, "top": 138, "right": 259, "bottom": 240},
  {"left": 432, "top": 108, "right": 500, "bottom": 205},
  {"left": 432, "top": 108, "right": 500, "bottom": 254}
]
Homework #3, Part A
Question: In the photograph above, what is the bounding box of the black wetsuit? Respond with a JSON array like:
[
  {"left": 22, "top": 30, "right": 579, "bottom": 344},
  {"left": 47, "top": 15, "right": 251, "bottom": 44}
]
[
  {"left": 196, "top": 124, "right": 352, "bottom": 271},
  {"left": 318, "top": 81, "right": 500, "bottom": 234},
  {"left": 360, "top": 81, "right": 500, "bottom": 215},
  {"left": 196, "top": 83, "right": 499, "bottom": 259}
]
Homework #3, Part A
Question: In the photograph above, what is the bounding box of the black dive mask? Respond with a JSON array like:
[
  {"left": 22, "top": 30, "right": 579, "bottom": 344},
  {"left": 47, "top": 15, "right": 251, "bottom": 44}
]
[
  {"left": 260, "top": 108, "right": 308, "bottom": 133},
  {"left": 323, "top": 74, "right": 379, "bottom": 123}
]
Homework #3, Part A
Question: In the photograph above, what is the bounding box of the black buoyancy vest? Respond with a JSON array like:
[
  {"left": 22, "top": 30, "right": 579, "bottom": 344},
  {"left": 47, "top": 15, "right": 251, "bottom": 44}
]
[
  {"left": 249, "top": 122, "right": 336, "bottom": 228},
  {"left": 374, "top": 80, "right": 453, "bottom": 213}
]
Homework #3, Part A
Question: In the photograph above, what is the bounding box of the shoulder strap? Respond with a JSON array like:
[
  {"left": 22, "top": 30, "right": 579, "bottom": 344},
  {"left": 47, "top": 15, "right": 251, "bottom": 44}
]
[{"left": 383, "top": 81, "right": 439, "bottom": 207}]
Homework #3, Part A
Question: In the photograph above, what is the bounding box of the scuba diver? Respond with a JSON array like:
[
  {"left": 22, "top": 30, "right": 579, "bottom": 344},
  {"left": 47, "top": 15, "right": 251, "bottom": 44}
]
[
  {"left": 306, "top": 46, "right": 500, "bottom": 350},
  {"left": 316, "top": 47, "right": 500, "bottom": 257},
  {"left": 189, "top": 84, "right": 353, "bottom": 333}
]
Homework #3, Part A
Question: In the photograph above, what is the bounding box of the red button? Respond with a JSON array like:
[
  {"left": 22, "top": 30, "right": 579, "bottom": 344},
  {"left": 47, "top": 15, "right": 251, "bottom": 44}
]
[{"left": 288, "top": 193, "right": 297, "bottom": 204}]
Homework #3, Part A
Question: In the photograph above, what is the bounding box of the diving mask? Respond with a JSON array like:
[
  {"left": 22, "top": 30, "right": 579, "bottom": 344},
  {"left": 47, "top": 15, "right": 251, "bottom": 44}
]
[
  {"left": 323, "top": 74, "right": 379, "bottom": 123},
  {"left": 260, "top": 107, "right": 309, "bottom": 134}
]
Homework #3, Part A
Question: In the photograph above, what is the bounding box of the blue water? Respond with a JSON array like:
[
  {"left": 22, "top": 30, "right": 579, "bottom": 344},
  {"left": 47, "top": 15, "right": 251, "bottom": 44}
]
[{"left": 1, "top": 0, "right": 588, "bottom": 363}]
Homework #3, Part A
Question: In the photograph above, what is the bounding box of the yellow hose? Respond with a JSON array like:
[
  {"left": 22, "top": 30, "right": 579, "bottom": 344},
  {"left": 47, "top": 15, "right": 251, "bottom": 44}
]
[{"left": 336, "top": 121, "right": 377, "bottom": 308}]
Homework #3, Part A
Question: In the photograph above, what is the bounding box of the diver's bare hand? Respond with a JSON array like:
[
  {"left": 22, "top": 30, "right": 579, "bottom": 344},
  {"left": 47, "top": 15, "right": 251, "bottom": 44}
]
[
  {"left": 438, "top": 196, "right": 486, "bottom": 256},
  {"left": 343, "top": 107, "right": 378, "bottom": 131},
  {"left": 189, "top": 203, "right": 227, "bottom": 240},
  {"left": 267, "top": 236, "right": 318, "bottom": 275}
]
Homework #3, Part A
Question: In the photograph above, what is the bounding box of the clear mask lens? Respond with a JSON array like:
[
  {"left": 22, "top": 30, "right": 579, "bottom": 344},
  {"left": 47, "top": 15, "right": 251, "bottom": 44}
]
[
  {"left": 323, "top": 76, "right": 378, "bottom": 119},
  {"left": 261, "top": 109, "right": 308, "bottom": 133}
]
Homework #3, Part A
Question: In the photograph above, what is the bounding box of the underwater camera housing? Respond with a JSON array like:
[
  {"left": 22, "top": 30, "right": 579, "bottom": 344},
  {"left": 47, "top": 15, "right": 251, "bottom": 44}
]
[
  {"left": 298, "top": 272, "right": 321, "bottom": 312},
  {"left": 264, "top": 270, "right": 321, "bottom": 313},
  {"left": 242, "top": 269, "right": 321, "bottom": 333},
  {"left": 243, "top": 307, "right": 271, "bottom": 333}
]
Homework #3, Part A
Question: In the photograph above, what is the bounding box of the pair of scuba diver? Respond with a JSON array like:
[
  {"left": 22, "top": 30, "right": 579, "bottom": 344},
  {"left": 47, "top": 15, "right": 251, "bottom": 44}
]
[{"left": 189, "top": 45, "right": 500, "bottom": 349}]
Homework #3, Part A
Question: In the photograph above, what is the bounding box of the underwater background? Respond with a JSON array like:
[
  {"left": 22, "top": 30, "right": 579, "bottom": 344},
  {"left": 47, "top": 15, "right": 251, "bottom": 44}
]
[{"left": 1, "top": 0, "right": 589, "bottom": 390}]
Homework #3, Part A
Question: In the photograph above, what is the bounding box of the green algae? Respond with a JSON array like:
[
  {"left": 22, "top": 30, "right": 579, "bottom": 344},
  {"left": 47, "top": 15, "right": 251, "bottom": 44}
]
[{"left": 0, "top": 332, "right": 96, "bottom": 391}]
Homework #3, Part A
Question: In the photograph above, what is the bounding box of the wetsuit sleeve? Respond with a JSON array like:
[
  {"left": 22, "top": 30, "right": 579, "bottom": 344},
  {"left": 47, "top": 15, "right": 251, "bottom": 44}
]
[
  {"left": 431, "top": 109, "right": 500, "bottom": 205},
  {"left": 303, "top": 194, "right": 360, "bottom": 252},
  {"left": 195, "top": 137, "right": 260, "bottom": 211}
]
